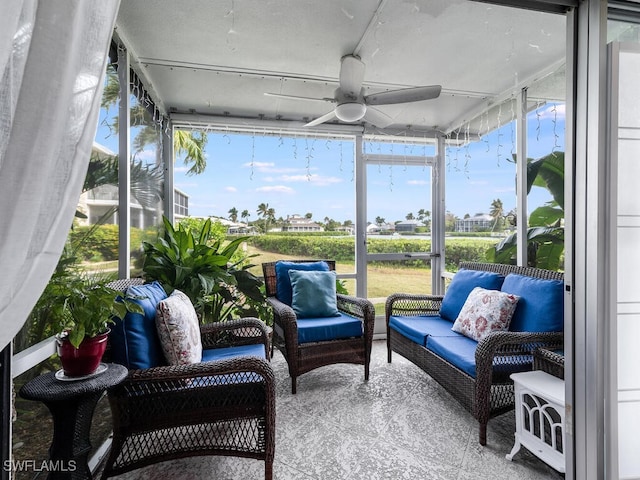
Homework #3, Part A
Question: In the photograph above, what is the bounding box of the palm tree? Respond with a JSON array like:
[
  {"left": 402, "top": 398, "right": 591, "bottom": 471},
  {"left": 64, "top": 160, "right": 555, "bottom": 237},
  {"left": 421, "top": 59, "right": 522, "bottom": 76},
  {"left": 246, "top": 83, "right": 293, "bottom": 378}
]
[
  {"left": 241, "top": 209, "right": 250, "bottom": 223},
  {"left": 406, "top": 212, "right": 415, "bottom": 221},
  {"left": 228, "top": 207, "right": 238, "bottom": 222},
  {"left": 305, "top": 212, "right": 313, "bottom": 219},
  {"left": 102, "top": 64, "right": 208, "bottom": 175},
  {"left": 257, "top": 203, "right": 272, "bottom": 232},
  {"left": 489, "top": 198, "right": 504, "bottom": 232},
  {"left": 375, "top": 216, "right": 385, "bottom": 226}
]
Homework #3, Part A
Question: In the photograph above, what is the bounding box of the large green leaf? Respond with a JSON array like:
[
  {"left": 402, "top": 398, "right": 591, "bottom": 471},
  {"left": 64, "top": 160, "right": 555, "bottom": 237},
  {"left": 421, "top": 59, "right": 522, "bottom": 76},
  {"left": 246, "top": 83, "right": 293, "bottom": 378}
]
[
  {"left": 533, "top": 152, "right": 564, "bottom": 209},
  {"left": 529, "top": 205, "right": 564, "bottom": 227}
]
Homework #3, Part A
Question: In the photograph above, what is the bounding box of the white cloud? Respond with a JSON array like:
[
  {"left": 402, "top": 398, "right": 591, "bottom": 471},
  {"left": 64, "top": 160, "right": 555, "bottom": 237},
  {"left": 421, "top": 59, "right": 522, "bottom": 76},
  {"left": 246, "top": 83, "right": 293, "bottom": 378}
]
[
  {"left": 407, "top": 179, "right": 428, "bottom": 185},
  {"left": 243, "top": 162, "right": 317, "bottom": 174},
  {"left": 243, "top": 161, "right": 274, "bottom": 169},
  {"left": 174, "top": 165, "right": 190, "bottom": 173},
  {"left": 256, "top": 185, "right": 295, "bottom": 194},
  {"left": 224, "top": 186, "right": 237, "bottom": 192},
  {"left": 175, "top": 182, "right": 198, "bottom": 188},
  {"left": 281, "top": 174, "right": 342, "bottom": 186},
  {"left": 132, "top": 149, "right": 156, "bottom": 161},
  {"left": 536, "top": 103, "right": 565, "bottom": 121}
]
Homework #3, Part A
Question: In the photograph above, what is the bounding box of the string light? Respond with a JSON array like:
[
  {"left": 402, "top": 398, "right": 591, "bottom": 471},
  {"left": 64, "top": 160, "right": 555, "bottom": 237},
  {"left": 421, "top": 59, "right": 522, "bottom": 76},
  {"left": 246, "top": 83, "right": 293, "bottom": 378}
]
[
  {"left": 250, "top": 132, "right": 255, "bottom": 180},
  {"left": 496, "top": 103, "right": 503, "bottom": 165},
  {"left": 535, "top": 101, "right": 542, "bottom": 142},
  {"left": 552, "top": 103, "right": 560, "bottom": 153},
  {"left": 464, "top": 122, "right": 471, "bottom": 175},
  {"left": 510, "top": 96, "right": 516, "bottom": 159}
]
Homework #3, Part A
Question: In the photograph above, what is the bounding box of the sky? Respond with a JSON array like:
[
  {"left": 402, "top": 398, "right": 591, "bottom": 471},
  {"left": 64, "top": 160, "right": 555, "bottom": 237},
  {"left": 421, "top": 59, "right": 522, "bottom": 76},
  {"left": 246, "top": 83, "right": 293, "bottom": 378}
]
[{"left": 96, "top": 103, "right": 565, "bottom": 225}]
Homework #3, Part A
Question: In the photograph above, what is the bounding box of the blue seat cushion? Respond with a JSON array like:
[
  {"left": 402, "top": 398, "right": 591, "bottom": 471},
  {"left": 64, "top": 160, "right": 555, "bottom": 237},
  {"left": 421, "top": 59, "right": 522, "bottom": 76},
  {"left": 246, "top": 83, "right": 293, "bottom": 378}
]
[
  {"left": 426, "top": 334, "right": 534, "bottom": 378},
  {"left": 201, "top": 343, "right": 266, "bottom": 361},
  {"left": 501, "top": 274, "right": 564, "bottom": 332},
  {"left": 439, "top": 270, "right": 505, "bottom": 322},
  {"left": 389, "top": 315, "right": 457, "bottom": 347},
  {"left": 297, "top": 312, "right": 363, "bottom": 344},
  {"left": 110, "top": 281, "right": 168, "bottom": 369},
  {"left": 426, "top": 335, "right": 479, "bottom": 377},
  {"left": 275, "top": 260, "right": 330, "bottom": 306}
]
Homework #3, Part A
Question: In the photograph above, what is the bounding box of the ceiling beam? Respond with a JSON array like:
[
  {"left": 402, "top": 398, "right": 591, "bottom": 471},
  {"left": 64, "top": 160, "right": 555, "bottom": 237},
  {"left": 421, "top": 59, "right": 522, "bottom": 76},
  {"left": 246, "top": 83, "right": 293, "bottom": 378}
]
[{"left": 170, "top": 112, "right": 441, "bottom": 143}]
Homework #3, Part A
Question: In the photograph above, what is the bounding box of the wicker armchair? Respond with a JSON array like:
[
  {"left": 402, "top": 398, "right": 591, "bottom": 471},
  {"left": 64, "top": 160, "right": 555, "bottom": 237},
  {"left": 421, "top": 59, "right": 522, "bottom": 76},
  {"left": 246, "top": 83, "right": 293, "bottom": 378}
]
[
  {"left": 101, "top": 279, "right": 276, "bottom": 480},
  {"left": 386, "top": 262, "right": 564, "bottom": 446},
  {"left": 262, "top": 260, "right": 375, "bottom": 394}
]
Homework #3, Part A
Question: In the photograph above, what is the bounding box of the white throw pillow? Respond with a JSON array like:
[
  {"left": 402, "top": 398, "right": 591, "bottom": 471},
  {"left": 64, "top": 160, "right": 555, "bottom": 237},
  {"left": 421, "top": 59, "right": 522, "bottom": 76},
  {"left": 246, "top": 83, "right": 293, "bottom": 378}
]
[
  {"left": 451, "top": 287, "right": 520, "bottom": 342},
  {"left": 156, "top": 289, "right": 202, "bottom": 365}
]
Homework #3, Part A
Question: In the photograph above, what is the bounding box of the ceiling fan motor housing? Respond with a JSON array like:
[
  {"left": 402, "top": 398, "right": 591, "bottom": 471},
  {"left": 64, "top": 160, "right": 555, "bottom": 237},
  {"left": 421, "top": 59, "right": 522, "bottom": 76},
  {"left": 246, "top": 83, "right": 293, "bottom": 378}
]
[{"left": 335, "top": 102, "right": 367, "bottom": 122}]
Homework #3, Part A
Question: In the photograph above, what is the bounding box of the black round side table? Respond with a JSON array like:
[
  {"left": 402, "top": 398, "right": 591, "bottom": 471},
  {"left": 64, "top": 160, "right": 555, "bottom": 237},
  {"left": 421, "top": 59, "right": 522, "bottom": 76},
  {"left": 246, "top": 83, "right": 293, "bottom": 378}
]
[{"left": 19, "top": 363, "right": 128, "bottom": 480}]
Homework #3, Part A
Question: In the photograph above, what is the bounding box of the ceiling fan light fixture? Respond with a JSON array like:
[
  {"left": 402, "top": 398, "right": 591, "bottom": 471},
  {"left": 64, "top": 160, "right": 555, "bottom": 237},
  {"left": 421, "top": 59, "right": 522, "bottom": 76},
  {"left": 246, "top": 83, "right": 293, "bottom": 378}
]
[{"left": 335, "top": 102, "right": 366, "bottom": 122}]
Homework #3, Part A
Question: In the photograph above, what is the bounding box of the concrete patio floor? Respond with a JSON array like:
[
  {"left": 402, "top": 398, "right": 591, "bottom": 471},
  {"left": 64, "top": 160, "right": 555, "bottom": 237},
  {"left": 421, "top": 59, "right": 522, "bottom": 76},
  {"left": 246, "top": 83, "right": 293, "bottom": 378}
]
[{"left": 108, "top": 340, "right": 564, "bottom": 480}]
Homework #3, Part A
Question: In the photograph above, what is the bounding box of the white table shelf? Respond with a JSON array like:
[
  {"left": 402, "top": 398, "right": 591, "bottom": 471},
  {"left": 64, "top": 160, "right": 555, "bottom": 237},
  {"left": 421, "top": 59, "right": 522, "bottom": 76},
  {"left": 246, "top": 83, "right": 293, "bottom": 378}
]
[{"left": 506, "top": 370, "right": 565, "bottom": 473}]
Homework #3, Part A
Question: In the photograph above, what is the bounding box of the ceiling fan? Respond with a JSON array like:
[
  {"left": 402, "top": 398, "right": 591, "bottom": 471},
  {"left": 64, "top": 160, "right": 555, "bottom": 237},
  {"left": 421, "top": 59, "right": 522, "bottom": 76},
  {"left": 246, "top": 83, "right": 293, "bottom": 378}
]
[{"left": 265, "top": 55, "right": 441, "bottom": 128}]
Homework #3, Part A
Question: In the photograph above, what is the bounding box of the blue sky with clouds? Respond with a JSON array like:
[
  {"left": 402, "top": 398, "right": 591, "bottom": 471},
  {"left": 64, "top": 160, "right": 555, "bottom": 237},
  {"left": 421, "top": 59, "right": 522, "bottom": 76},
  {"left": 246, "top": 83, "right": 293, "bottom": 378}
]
[{"left": 96, "top": 103, "right": 565, "bottom": 225}]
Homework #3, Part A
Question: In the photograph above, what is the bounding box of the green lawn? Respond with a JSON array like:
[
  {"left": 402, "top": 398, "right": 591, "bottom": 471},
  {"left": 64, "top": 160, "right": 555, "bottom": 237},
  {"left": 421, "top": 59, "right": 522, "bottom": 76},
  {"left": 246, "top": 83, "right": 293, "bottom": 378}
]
[{"left": 246, "top": 246, "right": 432, "bottom": 315}]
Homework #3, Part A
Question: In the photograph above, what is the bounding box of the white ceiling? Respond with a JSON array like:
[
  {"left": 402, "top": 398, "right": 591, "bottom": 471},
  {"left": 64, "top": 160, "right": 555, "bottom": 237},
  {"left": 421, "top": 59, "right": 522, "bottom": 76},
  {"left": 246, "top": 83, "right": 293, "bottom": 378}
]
[{"left": 114, "top": 0, "right": 567, "bottom": 138}]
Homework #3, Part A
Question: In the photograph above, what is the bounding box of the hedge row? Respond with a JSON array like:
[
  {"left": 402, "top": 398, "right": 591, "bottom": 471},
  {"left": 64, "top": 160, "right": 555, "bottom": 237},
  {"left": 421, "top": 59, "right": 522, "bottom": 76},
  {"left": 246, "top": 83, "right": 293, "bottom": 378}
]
[
  {"left": 247, "top": 235, "right": 496, "bottom": 268},
  {"left": 68, "top": 224, "right": 159, "bottom": 262}
]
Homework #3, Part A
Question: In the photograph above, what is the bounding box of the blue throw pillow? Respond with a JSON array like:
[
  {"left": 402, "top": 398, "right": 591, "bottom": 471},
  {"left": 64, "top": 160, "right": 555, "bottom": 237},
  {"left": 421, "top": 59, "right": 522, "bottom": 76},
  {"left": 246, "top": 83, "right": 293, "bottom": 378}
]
[
  {"left": 275, "top": 260, "right": 330, "bottom": 306},
  {"left": 289, "top": 270, "right": 340, "bottom": 318},
  {"left": 110, "top": 281, "right": 168, "bottom": 369},
  {"left": 439, "top": 269, "right": 505, "bottom": 322},
  {"left": 501, "top": 274, "right": 564, "bottom": 332}
]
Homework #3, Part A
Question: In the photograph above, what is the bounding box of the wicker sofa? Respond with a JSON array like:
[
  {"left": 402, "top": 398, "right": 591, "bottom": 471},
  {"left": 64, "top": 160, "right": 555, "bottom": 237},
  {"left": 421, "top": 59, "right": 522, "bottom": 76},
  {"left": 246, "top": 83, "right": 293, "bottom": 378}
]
[
  {"left": 101, "top": 278, "right": 276, "bottom": 480},
  {"left": 386, "top": 262, "right": 564, "bottom": 446}
]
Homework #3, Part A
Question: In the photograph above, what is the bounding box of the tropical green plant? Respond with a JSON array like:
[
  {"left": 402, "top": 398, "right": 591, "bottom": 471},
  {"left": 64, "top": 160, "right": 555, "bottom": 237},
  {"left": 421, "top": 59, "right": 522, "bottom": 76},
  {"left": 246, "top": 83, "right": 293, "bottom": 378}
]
[
  {"left": 486, "top": 152, "right": 565, "bottom": 270},
  {"left": 142, "top": 216, "right": 266, "bottom": 323},
  {"left": 52, "top": 279, "right": 142, "bottom": 349}
]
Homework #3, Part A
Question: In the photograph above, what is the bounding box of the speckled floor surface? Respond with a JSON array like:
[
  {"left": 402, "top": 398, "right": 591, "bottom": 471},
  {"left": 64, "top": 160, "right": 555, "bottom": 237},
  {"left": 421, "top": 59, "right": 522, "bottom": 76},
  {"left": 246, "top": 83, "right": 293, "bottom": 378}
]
[{"left": 109, "top": 340, "right": 564, "bottom": 480}]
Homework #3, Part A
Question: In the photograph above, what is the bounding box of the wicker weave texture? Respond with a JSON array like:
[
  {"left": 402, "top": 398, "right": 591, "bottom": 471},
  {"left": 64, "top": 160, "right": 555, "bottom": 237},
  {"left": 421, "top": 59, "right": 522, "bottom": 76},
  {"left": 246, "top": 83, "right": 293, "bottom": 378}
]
[
  {"left": 101, "top": 279, "right": 276, "bottom": 480},
  {"left": 262, "top": 260, "right": 375, "bottom": 394},
  {"left": 386, "top": 263, "right": 564, "bottom": 446}
]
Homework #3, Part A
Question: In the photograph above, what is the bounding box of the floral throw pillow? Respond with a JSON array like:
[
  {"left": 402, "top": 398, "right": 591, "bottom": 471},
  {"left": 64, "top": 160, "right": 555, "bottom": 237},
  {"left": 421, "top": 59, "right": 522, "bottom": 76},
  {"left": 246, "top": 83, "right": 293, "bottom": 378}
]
[
  {"left": 451, "top": 287, "right": 520, "bottom": 342},
  {"left": 156, "top": 289, "right": 202, "bottom": 365}
]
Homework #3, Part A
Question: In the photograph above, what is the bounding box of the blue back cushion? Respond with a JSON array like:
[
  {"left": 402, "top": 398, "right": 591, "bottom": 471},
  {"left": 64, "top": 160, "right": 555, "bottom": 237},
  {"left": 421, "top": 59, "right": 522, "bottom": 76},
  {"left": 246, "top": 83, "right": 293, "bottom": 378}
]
[
  {"left": 110, "top": 281, "right": 168, "bottom": 369},
  {"left": 275, "top": 260, "right": 330, "bottom": 306},
  {"left": 501, "top": 274, "right": 564, "bottom": 332},
  {"left": 439, "top": 269, "right": 505, "bottom": 322},
  {"left": 289, "top": 270, "right": 340, "bottom": 318}
]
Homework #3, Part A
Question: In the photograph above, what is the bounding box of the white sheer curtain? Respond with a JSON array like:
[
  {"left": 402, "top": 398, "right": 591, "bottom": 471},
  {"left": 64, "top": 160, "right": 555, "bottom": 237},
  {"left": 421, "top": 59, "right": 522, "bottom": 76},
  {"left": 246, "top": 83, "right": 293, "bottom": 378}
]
[{"left": 0, "top": 1, "right": 121, "bottom": 350}]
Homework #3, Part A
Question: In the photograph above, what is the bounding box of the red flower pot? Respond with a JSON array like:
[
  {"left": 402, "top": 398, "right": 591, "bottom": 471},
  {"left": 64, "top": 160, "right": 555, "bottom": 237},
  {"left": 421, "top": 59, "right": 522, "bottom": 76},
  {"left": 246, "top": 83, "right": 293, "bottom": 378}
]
[{"left": 56, "top": 330, "right": 110, "bottom": 377}]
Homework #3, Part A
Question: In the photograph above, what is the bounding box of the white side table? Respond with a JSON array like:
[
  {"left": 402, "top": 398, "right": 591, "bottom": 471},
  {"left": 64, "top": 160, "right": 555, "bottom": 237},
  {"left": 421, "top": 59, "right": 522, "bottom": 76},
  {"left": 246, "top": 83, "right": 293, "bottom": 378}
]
[{"left": 506, "top": 370, "right": 565, "bottom": 473}]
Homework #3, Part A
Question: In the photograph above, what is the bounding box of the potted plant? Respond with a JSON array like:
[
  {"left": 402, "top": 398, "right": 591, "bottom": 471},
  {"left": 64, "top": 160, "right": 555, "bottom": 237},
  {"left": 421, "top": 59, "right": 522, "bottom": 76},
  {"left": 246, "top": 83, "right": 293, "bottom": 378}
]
[
  {"left": 53, "top": 279, "right": 142, "bottom": 377},
  {"left": 142, "top": 216, "right": 268, "bottom": 324}
]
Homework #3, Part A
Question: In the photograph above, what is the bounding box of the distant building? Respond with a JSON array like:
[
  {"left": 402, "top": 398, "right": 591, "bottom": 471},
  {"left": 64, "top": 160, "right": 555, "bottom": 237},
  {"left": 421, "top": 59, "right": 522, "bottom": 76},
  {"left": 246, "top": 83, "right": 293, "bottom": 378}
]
[
  {"left": 367, "top": 222, "right": 394, "bottom": 233},
  {"left": 208, "top": 217, "right": 257, "bottom": 235},
  {"left": 395, "top": 220, "right": 421, "bottom": 233},
  {"left": 282, "top": 214, "right": 324, "bottom": 232},
  {"left": 455, "top": 213, "right": 493, "bottom": 232},
  {"left": 77, "top": 143, "right": 190, "bottom": 228}
]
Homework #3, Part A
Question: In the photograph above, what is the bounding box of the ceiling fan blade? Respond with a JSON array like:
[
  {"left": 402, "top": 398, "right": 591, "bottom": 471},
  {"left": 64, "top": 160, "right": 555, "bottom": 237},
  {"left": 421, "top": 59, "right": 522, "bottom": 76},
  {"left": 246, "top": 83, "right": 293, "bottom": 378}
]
[
  {"left": 305, "top": 110, "right": 337, "bottom": 127},
  {"left": 264, "top": 92, "right": 335, "bottom": 103},
  {"left": 339, "top": 55, "right": 365, "bottom": 99},
  {"left": 362, "top": 107, "right": 394, "bottom": 128},
  {"left": 365, "top": 85, "right": 442, "bottom": 105}
]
